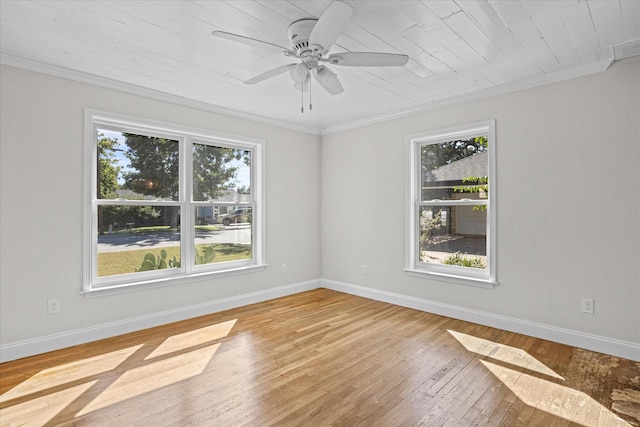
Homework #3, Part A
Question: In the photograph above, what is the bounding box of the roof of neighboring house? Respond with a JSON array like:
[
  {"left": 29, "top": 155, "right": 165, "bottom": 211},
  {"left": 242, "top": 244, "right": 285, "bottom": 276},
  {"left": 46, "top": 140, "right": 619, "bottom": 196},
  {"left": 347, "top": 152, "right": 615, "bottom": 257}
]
[
  {"left": 425, "top": 151, "right": 488, "bottom": 183},
  {"left": 215, "top": 189, "right": 251, "bottom": 203},
  {"left": 114, "top": 188, "right": 250, "bottom": 202}
]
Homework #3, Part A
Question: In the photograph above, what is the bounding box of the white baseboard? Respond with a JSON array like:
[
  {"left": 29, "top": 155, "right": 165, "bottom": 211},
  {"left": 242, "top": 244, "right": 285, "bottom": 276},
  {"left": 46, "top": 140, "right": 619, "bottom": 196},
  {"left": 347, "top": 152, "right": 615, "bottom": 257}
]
[
  {"left": 321, "top": 279, "right": 640, "bottom": 362},
  {"left": 3, "top": 278, "right": 638, "bottom": 363},
  {"left": 0, "top": 280, "right": 319, "bottom": 363}
]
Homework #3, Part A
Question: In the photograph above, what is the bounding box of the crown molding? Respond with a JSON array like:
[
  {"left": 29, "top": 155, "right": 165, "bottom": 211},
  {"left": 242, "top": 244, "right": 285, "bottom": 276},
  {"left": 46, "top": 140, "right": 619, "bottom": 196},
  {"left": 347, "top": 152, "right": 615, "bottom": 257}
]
[
  {"left": 320, "top": 57, "right": 614, "bottom": 135},
  {"left": 0, "top": 54, "right": 322, "bottom": 136},
  {"left": 1, "top": 53, "right": 617, "bottom": 137},
  {"left": 613, "top": 37, "right": 640, "bottom": 60}
]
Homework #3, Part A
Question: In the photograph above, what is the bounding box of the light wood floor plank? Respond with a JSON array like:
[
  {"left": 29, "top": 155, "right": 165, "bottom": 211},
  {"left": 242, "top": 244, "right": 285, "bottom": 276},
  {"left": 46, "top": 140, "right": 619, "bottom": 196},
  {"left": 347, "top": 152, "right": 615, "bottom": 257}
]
[{"left": 1, "top": 289, "right": 638, "bottom": 426}]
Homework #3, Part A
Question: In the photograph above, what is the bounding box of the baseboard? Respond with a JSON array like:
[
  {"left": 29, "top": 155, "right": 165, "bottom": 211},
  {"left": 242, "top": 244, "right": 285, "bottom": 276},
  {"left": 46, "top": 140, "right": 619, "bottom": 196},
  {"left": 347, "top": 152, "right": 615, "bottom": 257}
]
[
  {"left": 321, "top": 279, "right": 640, "bottom": 362},
  {"left": 0, "top": 280, "right": 320, "bottom": 363},
  {"left": 3, "top": 278, "right": 638, "bottom": 363}
]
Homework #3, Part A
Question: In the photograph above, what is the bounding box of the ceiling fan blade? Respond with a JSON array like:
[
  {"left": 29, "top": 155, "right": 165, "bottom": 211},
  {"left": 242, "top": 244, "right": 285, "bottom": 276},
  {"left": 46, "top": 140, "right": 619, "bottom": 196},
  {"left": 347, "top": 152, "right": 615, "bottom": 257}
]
[
  {"left": 212, "top": 30, "right": 294, "bottom": 55},
  {"left": 244, "top": 63, "right": 297, "bottom": 85},
  {"left": 308, "top": 1, "right": 353, "bottom": 53},
  {"left": 324, "top": 52, "right": 409, "bottom": 66},
  {"left": 312, "top": 66, "right": 344, "bottom": 95}
]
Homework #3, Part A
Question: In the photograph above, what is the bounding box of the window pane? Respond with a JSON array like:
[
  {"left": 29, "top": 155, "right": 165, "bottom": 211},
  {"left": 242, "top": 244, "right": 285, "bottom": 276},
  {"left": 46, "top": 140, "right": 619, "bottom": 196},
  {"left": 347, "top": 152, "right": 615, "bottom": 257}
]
[
  {"left": 419, "top": 205, "right": 486, "bottom": 269},
  {"left": 97, "top": 129, "right": 179, "bottom": 201},
  {"left": 193, "top": 143, "right": 251, "bottom": 202},
  {"left": 193, "top": 206, "right": 252, "bottom": 266},
  {"left": 97, "top": 206, "right": 181, "bottom": 277},
  {"left": 420, "top": 137, "right": 488, "bottom": 201}
]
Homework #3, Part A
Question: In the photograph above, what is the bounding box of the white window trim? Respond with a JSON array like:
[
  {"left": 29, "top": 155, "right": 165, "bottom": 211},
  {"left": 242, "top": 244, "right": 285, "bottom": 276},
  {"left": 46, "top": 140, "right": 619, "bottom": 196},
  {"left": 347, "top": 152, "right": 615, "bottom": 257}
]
[
  {"left": 83, "top": 109, "right": 266, "bottom": 297},
  {"left": 404, "top": 120, "right": 496, "bottom": 288}
]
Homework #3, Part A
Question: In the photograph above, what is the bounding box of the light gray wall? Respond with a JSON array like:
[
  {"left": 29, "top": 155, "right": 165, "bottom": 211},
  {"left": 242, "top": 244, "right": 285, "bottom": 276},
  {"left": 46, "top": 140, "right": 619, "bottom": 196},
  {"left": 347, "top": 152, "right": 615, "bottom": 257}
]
[
  {"left": 1, "top": 57, "right": 638, "bottom": 357},
  {"left": 321, "top": 57, "right": 640, "bottom": 345},
  {"left": 0, "top": 65, "right": 321, "bottom": 345}
]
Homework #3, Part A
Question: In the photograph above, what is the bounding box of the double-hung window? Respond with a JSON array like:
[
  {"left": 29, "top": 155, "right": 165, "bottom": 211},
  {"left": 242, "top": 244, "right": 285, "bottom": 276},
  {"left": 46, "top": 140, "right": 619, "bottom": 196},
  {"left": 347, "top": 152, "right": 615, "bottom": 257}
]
[
  {"left": 84, "top": 110, "right": 264, "bottom": 295},
  {"left": 406, "top": 120, "right": 495, "bottom": 287}
]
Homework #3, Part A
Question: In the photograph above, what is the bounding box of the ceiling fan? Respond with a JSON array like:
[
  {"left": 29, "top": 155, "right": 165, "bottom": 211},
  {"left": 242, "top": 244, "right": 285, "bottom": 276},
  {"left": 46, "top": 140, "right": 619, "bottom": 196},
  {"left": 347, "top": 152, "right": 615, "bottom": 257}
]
[{"left": 212, "top": 1, "right": 408, "bottom": 109}]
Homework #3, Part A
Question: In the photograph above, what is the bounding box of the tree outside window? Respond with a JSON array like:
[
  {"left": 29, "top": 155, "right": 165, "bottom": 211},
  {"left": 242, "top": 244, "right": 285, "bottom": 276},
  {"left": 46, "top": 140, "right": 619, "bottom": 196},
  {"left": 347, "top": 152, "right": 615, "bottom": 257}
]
[
  {"left": 406, "top": 121, "right": 495, "bottom": 286},
  {"left": 86, "top": 110, "right": 264, "bottom": 292}
]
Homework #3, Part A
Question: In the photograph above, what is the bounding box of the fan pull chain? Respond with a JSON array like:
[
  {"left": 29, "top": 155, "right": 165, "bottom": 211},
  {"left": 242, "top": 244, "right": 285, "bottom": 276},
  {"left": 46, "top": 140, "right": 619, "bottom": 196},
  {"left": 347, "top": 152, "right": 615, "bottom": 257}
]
[
  {"left": 309, "top": 78, "right": 312, "bottom": 111},
  {"left": 301, "top": 83, "right": 304, "bottom": 113}
]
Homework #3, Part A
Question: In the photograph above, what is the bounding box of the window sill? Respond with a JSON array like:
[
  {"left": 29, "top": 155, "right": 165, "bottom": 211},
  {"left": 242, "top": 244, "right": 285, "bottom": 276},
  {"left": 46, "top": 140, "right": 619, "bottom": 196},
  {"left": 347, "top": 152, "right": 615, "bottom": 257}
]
[
  {"left": 83, "top": 264, "right": 268, "bottom": 298},
  {"left": 404, "top": 268, "right": 496, "bottom": 289}
]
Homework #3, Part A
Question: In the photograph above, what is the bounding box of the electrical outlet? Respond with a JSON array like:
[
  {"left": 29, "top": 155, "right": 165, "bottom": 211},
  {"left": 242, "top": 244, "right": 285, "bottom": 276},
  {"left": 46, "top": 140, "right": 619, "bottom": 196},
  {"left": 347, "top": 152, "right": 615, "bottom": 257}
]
[
  {"left": 48, "top": 299, "right": 60, "bottom": 314},
  {"left": 362, "top": 264, "right": 368, "bottom": 275},
  {"left": 581, "top": 298, "right": 594, "bottom": 314},
  {"left": 281, "top": 264, "right": 287, "bottom": 274}
]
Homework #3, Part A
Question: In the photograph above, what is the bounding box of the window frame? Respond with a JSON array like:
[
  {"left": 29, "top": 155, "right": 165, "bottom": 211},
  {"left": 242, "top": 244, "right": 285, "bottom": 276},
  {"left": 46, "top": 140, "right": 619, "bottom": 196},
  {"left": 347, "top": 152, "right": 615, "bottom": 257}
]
[
  {"left": 83, "top": 109, "right": 265, "bottom": 297},
  {"left": 405, "top": 120, "right": 496, "bottom": 288}
]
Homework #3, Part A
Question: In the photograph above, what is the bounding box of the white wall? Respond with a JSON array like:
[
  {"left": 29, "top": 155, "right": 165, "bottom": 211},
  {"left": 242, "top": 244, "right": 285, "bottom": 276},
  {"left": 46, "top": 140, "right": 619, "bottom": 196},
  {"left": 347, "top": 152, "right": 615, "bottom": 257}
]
[
  {"left": 0, "top": 65, "right": 321, "bottom": 352},
  {"left": 321, "top": 57, "right": 640, "bottom": 348},
  {"left": 1, "top": 57, "right": 639, "bottom": 362}
]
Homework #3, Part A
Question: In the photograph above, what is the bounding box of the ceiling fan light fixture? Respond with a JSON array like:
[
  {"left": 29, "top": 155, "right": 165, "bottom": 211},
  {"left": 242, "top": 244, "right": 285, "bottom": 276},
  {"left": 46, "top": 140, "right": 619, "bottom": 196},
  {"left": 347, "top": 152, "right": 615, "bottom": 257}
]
[
  {"left": 289, "top": 63, "right": 309, "bottom": 83},
  {"left": 293, "top": 76, "right": 310, "bottom": 92}
]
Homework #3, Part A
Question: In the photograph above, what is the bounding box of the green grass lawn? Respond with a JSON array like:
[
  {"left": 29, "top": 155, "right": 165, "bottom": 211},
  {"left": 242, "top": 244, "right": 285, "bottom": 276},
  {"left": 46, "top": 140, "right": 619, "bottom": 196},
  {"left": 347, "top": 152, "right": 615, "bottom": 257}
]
[{"left": 98, "top": 243, "right": 251, "bottom": 277}]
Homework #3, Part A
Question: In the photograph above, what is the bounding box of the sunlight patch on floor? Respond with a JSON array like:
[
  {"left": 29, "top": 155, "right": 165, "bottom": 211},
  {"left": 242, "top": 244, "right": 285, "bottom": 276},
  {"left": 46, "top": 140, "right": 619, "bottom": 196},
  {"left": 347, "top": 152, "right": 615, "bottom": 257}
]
[
  {"left": 448, "top": 330, "right": 564, "bottom": 379},
  {"left": 0, "top": 381, "right": 97, "bottom": 426},
  {"left": 76, "top": 342, "right": 220, "bottom": 416},
  {"left": 482, "top": 360, "right": 631, "bottom": 426},
  {"left": 145, "top": 319, "right": 236, "bottom": 360},
  {"left": 0, "top": 319, "right": 237, "bottom": 424},
  {"left": 0, "top": 345, "right": 142, "bottom": 402},
  {"left": 449, "top": 330, "right": 633, "bottom": 426}
]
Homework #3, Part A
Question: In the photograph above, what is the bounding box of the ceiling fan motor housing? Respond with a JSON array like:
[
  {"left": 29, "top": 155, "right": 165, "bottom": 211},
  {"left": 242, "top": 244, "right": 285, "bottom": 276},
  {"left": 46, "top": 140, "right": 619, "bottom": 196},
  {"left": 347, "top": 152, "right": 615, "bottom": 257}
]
[{"left": 287, "top": 19, "right": 318, "bottom": 56}]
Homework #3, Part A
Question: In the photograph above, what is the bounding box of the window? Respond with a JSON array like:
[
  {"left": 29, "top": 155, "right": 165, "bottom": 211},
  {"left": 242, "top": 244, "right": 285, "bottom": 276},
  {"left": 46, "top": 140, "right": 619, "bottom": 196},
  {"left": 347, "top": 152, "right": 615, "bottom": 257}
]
[
  {"left": 405, "top": 120, "right": 495, "bottom": 287},
  {"left": 84, "top": 110, "right": 264, "bottom": 295}
]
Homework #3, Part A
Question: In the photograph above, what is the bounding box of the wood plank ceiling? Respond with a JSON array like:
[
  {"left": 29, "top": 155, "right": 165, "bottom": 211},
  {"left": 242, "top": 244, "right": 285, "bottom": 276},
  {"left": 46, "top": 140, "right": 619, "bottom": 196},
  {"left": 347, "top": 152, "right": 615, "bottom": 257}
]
[{"left": 1, "top": 1, "right": 639, "bottom": 134}]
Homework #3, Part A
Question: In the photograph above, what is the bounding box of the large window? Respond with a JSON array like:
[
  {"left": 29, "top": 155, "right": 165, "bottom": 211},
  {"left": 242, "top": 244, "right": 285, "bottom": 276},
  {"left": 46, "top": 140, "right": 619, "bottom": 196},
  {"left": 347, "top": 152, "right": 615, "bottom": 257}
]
[
  {"left": 84, "top": 110, "right": 264, "bottom": 294},
  {"left": 405, "top": 120, "right": 495, "bottom": 287}
]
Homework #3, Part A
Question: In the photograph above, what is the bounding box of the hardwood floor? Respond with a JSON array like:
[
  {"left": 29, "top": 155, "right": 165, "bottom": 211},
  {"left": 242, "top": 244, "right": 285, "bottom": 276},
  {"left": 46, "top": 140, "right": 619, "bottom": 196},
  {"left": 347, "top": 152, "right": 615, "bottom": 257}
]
[{"left": 1, "top": 289, "right": 638, "bottom": 426}]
